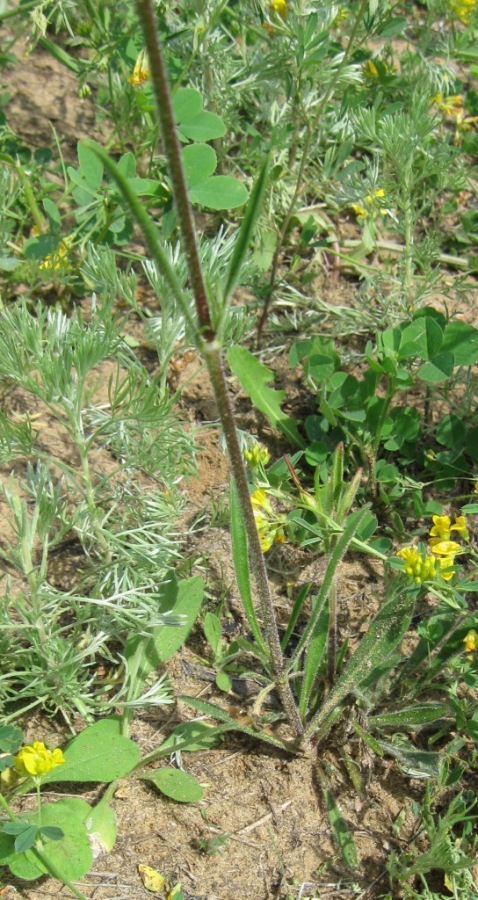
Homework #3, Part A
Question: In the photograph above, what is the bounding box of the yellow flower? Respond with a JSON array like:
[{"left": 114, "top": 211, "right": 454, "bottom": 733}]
[
  {"left": 352, "top": 188, "right": 389, "bottom": 220},
  {"left": 429, "top": 540, "right": 461, "bottom": 581},
  {"left": 429, "top": 514, "right": 452, "bottom": 542},
  {"left": 269, "top": 0, "right": 287, "bottom": 17},
  {"left": 364, "top": 60, "right": 379, "bottom": 79},
  {"left": 451, "top": 515, "right": 469, "bottom": 540},
  {"left": 448, "top": 0, "right": 475, "bottom": 24},
  {"left": 397, "top": 547, "right": 436, "bottom": 584},
  {"left": 15, "top": 741, "right": 65, "bottom": 778},
  {"left": 474, "top": 481, "right": 478, "bottom": 495},
  {"left": 350, "top": 203, "right": 367, "bottom": 219},
  {"left": 463, "top": 629, "right": 477, "bottom": 653},
  {"left": 364, "top": 59, "right": 396, "bottom": 80},
  {"left": 250, "top": 489, "right": 287, "bottom": 552},
  {"left": 251, "top": 488, "right": 273, "bottom": 515},
  {"left": 38, "top": 241, "right": 69, "bottom": 273},
  {"left": 429, "top": 513, "right": 468, "bottom": 548},
  {"left": 244, "top": 445, "right": 270, "bottom": 468},
  {"left": 129, "top": 49, "right": 149, "bottom": 87}
]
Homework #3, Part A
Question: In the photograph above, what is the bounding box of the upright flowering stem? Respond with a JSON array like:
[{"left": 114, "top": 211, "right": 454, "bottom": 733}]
[
  {"left": 135, "top": 0, "right": 303, "bottom": 737},
  {"left": 136, "top": 0, "right": 213, "bottom": 342}
]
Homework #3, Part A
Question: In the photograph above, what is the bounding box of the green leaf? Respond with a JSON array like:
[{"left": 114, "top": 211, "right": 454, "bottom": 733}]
[
  {"left": 127, "top": 177, "right": 169, "bottom": 200},
  {"left": 39, "top": 826, "right": 64, "bottom": 842},
  {"left": 376, "top": 15, "right": 407, "bottom": 37},
  {"left": 307, "top": 589, "right": 415, "bottom": 737},
  {"left": 317, "top": 768, "right": 358, "bottom": 869},
  {"left": 229, "top": 478, "right": 269, "bottom": 656},
  {"left": 41, "top": 718, "right": 141, "bottom": 784},
  {"left": 117, "top": 151, "right": 136, "bottom": 178},
  {"left": 216, "top": 671, "right": 232, "bottom": 692},
  {"left": 182, "top": 143, "right": 217, "bottom": 187},
  {"left": 417, "top": 352, "right": 455, "bottom": 383},
  {"left": 369, "top": 702, "right": 449, "bottom": 729},
  {"left": 222, "top": 154, "right": 270, "bottom": 303},
  {"left": 436, "top": 414, "right": 466, "bottom": 450},
  {"left": 180, "top": 112, "right": 226, "bottom": 142},
  {"left": 173, "top": 87, "right": 203, "bottom": 123},
  {"left": 299, "top": 602, "right": 329, "bottom": 719},
  {"left": 377, "top": 740, "right": 441, "bottom": 777},
  {"left": 124, "top": 574, "right": 204, "bottom": 698},
  {"left": 23, "top": 234, "right": 59, "bottom": 260},
  {"left": 2, "top": 822, "right": 34, "bottom": 836},
  {"left": 0, "top": 257, "right": 20, "bottom": 271},
  {"left": 442, "top": 321, "right": 478, "bottom": 365},
  {"left": 42, "top": 198, "right": 61, "bottom": 229},
  {"left": 14, "top": 825, "right": 38, "bottom": 854},
  {"left": 188, "top": 175, "right": 248, "bottom": 210},
  {"left": 78, "top": 141, "right": 104, "bottom": 190},
  {"left": 227, "top": 346, "right": 306, "bottom": 448},
  {"left": 147, "top": 575, "right": 204, "bottom": 665},
  {"left": 0, "top": 725, "right": 23, "bottom": 753},
  {"left": 203, "top": 612, "right": 222, "bottom": 655},
  {"left": 85, "top": 797, "right": 117, "bottom": 853},
  {"left": 159, "top": 721, "right": 223, "bottom": 754},
  {"left": 141, "top": 767, "right": 204, "bottom": 803},
  {"left": 0, "top": 798, "right": 92, "bottom": 882},
  {"left": 399, "top": 317, "right": 443, "bottom": 361}
]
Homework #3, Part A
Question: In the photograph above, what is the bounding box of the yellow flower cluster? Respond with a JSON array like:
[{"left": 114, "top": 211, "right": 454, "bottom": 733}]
[
  {"left": 428, "top": 514, "right": 468, "bottom": 581},
  {"left": 334, "top": 7, "right": 348, "bottom": 25},
  {"left": 434, "top": 92, "right": 464, "bottom": 118},
  {"left": 448, "top": 0, "right": 475, "bottom": 24},
  {"left": 350, "top": 188, "right": 388, "bottom": 220},
  {"left": 397, "top": 547, "right": 436, "bottom": 584},
  {"left": 398, "top": 513, "right": 468, "bottom": 584},
  {"left": 251, "top": 488, "right": 287, "bottom": 553},
  {"left": 38, "top": 241, "right": 69, "bottom": 274},
  {"left": 463, "top": 629, "right": 477, "bottom": 653},
  {"left": 14, "top": 741, "right": 65, "bottom": 778},
  {"left": 244, "top": 444, "right": 270, "bottom": 468}
]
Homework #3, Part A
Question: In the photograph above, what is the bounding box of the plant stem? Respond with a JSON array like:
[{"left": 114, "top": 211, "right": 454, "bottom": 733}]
[
  {"left": 136, "top": 0, "right": 214, "bottom": 342},
  {"left": 134, "top": 0, "right": 303, "bottom": 737},
  {"left": 403, "top": 196, "right": 415, "bottom": 312},
  {"left": 204, "top": 341, "right": 303, "bottom": 736}
]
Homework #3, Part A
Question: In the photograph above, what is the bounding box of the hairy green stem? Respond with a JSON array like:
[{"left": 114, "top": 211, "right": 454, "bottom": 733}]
[
  {"left": 136, "top": 0, "right": 213, "bottom": 342},
  {"left": 204, "top": 341, "right": 303, "bottom": 735},
  {"left": 134, "top": 0, "right": 303, "bottom": 736}
]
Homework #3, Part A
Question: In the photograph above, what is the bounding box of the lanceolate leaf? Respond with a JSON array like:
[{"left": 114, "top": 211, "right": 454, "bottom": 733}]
[
  {"left": 222, "top": 155, "right": 270, "bottom": 303},
  {"left": 227, "top": 346, "right": 306, "bottom": 448},
  {"left": 369, "top": 702, "right": 449, "bottom": 729},
  {"left": 230, "top": 478, "right": 269, "bottom": 656},
  {"left": 305, "top": 589, "right": 415, "bottom": 740}
]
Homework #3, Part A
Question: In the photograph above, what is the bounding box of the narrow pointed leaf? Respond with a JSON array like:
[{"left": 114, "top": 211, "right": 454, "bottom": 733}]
[
  {"left": 223, "top": 156, "right": 270, "bottom": 302},
  {"left": 306, "top": 589, "right": 415, "bottom": 739},
  {"left": 230, "top": 478, "right": 268, "bottom": 656}
]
